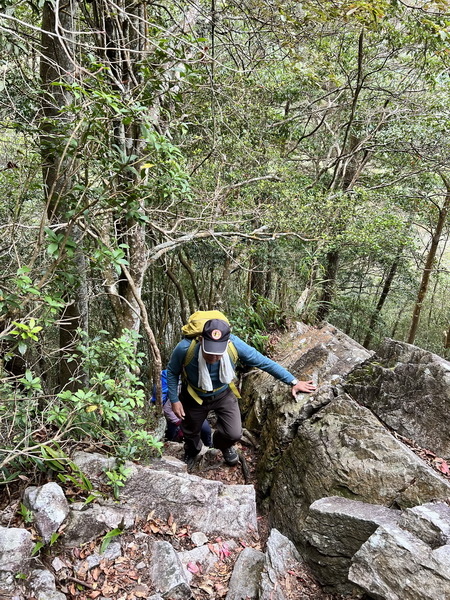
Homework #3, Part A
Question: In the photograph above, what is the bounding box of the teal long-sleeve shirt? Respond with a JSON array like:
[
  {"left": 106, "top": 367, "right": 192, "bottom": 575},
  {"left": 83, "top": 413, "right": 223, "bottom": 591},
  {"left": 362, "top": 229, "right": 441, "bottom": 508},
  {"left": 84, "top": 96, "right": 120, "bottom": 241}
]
[{"left": 167, "top": 334, "right": 295, "bottom": 403}]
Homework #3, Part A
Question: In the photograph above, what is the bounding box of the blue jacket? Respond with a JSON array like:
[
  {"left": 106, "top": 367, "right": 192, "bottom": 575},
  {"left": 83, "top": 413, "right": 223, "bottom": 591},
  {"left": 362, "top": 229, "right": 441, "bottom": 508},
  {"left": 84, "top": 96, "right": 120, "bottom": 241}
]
[{"left": 167, "top": 334, "right": 295, "bottom": 404}]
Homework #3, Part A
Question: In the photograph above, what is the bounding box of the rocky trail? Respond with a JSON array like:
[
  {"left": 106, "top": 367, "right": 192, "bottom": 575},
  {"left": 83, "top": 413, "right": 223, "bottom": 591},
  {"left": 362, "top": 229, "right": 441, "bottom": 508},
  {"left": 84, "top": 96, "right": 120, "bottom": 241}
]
[
  {"left": 2, "top": 323, "right": 450, "bottom": 600},
  {"left": 1, "top": 441, "right": 345, "bottom": 600}
]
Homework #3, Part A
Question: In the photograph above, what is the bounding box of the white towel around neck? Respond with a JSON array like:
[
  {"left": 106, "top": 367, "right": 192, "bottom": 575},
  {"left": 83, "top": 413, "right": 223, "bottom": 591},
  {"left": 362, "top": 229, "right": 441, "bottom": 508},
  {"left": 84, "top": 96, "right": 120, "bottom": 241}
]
[{"left": 198, "top": 345, "right": 235, "bottom": 392}]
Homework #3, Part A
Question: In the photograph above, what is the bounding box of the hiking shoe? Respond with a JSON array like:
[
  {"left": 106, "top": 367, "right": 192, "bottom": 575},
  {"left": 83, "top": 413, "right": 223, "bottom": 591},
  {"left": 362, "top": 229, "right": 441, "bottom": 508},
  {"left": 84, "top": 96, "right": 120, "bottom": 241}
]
[
  {"left": 183, "top": 452, "right": 199, "bottom": 471},
  {"left": 222, "top": 446, "right": 239, "bottom": 466}
]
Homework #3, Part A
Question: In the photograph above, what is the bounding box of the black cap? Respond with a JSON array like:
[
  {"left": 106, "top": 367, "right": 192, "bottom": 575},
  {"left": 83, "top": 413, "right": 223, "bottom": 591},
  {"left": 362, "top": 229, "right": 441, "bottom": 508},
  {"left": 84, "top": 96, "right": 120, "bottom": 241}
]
[{"left": 202, "top": 319, "right": 231, "bottom": 355}]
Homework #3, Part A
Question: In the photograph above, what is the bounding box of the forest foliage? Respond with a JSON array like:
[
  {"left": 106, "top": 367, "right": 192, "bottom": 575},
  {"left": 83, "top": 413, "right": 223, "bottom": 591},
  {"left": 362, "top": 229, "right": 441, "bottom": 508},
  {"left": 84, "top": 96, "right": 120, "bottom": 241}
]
[{"left": 1, "top": 0, "right": 449, "bottom": 483}]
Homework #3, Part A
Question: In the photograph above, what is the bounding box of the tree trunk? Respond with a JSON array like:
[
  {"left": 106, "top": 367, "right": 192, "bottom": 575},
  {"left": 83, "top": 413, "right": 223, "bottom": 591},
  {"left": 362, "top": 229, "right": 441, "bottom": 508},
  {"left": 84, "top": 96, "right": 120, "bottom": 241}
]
[
  {"left": 165, "top": 260, "right": 189, "bottom": 324},
  {"left": 316, "top": 32, "right": 367, "bottom": 323},
  {"left": 316, "top": 250, "right": 339, "bottom": 322},
  {"left": 363, "top": 255, "right": 401, "bottom": 348},
  {"left": 407, "top": 184, "right": 450, "bottom": 344},
  {"left": 444, "top": 328, "right": 450, "bottom": 349},
  {"left": 40, "top": 0, "right": 85, "bottom": 390}
]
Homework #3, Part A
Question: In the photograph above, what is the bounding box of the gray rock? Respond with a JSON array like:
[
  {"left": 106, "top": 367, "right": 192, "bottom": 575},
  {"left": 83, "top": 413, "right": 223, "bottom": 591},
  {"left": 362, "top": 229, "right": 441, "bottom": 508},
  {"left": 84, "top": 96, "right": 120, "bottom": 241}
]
[
  {"left": 149, "top": 540, "right": 191, "bottom": 599},
  {"left": 345, "top": 338, "right": 450, "bottom": 459},
  {"left": 399, "top": 501, "right": 450, "bottom": 547},
  {"left": 225, "top": 547, "right": 265, "bottom": 600},
  {"left": 121, "top": 464, "right": 257, "bottom": 540},
  {"left": 0, "top": 526, "right": 34, "bottom": 573},
  {"left": 269, "top": 393, "right": 450, "bottom": 548},
  {"left": 265, "top": 528, "right": 301, "bottom": 575},
  {"left": 0, "top": 571, "right": 16, "bottom": 593},
  {"left": 259, "top": 529, "right": 303, "bottom": 600},
  {"left": 178, "top": 544, "right": 216, "bottom": 584},
  {"left": 23, "top": 482, "right": 69, "bottom": 543},
  {"left": 62, "top": 503, "right": 134, "bottom": 547},
  {"left": 190, "top": 531, "right": 208, "bottom": 547},
  {"left": 349, "top": 524, "right": 450, "bottom": 600},
  {"left": 241, "top": 323, "right": 372, "bottom": 494},
  {"left": 28, "top": 569, "right": 67, "bottom": 600},
  {"left": 71, "top": 451, "right": 116, "bottom": 482},
  {"left": 76, "top": 541, "right": 122, "bottom": 570},
  {"left": 300, "top": 496, "right": 399, "bottom": 594},
  {"left": 146, "top": 455, "right": 188, "bottom": 474}
]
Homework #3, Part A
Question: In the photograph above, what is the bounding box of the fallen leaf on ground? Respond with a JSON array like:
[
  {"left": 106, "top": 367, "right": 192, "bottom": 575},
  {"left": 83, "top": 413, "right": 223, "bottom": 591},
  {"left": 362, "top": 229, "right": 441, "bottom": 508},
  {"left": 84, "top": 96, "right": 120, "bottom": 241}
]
[
  {"left": 133, "top": 584, "right": 150, "bottom": 598},
  {"left": 187, "top": 561, "right": 200, "bottom": 574}
]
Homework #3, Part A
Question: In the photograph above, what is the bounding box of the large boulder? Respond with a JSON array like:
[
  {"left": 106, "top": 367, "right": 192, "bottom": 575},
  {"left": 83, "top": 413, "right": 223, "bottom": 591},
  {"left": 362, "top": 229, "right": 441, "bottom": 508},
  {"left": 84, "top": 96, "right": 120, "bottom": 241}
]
[
  {"left": 269, "top": 393, "right": 450, "bottom": 546},
  {"left": 72, "top": 452, "right": 258, "bottom": 541},
  {"left": 345, "top": 338, "right": 450, "bottom": 459},
  {"left": 300, "top": 496, "right": 399, "bottom": 595},
  {"left": 120, "top": 464, "right": 257, "bottom": 540},
  {"left": 349, "top": 523, "right": 450, "bottom": 600},
  {"left": 241, "top": 323, "right": 372, "bottom": 492}
]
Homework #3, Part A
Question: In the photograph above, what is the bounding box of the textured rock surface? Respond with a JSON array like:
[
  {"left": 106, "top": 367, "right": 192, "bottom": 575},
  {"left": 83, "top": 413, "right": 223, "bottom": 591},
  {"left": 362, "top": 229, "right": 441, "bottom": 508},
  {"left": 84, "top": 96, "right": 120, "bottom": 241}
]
[
  {"left": 259, "top": 529, "right": 303, "bottom": 600},
  {"left": 349, "top": 524, "right": 450, "bottom": 600},
  {"left": 0, "top": 527, "right": 34, "bottom": 592},
  {"left": 300, "top": 496, "right": 399, "bottom": 594},
  {"left": 0, "top": 526, "right": 34, "bottom": 572},
  {"left": 71, "top": 450, "right": 116, "bottom": 482},
  {"left": 62, "top": 502, "right": 135, "bottom": 547},
  {"left": 225, "top": 547, "right": 265, "bottom": 600},
  {"left": 72, "top": 452, "right": 258, "bottom": 541},
  {"left": 29, "top": 569, "right": 67, "bottom": 600},
  {"left": 23, "top": 482, "right": 70, "bottom": 543},
  {"left": 269, "top": 393, "right": 450, "bottom": 546},
  {"left": 240, "top": 323, "right": 372, "bottom": 493},
  {"left": 399, "top": 501, "right": 450, "bottom": 547},
  {"left": 149, "top": 540, "right": 191, "bottom": 600},
  {"left": 121, "top": 464, "right": 258, "bottom": 539},
  {"left": 345, "top": 338, "right": 450, "bottom": 459}
]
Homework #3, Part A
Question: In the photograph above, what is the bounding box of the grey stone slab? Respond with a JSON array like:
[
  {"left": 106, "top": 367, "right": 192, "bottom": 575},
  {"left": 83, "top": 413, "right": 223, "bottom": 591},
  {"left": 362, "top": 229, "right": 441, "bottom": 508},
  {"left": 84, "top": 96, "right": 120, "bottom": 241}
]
[
  {"left": 349, "top": 524, "right": 450, "bottom": 600},
  {"left": 225, "top": 547, "right": 265, "bottom": 600},
  {"left": 300, "top": 496, "right": 399, "bottom": 594},
  {"left": 149, "top": 540, "right": 192, "bottom": 600},
  {"left": 400, "top": 501, "right": 450, "bottom": 547}
]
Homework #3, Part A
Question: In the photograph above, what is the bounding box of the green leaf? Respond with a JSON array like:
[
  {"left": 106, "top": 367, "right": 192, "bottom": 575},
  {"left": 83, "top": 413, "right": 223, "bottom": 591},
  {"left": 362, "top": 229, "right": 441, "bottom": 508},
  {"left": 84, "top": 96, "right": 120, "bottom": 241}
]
[
  {"left": 100, "top": 528, "right": 123, "bottom": 553},
  {"left": 31, "top": 541, "right": 44, "bottom": 556},
  {"left": 83, "top": 493, "right": 101, "bottom": 506}
]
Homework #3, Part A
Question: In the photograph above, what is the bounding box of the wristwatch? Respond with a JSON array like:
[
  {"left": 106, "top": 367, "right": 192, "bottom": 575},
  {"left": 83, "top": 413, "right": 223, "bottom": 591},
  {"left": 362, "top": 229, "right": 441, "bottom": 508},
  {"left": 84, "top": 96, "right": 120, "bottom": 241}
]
[{"left": 290, "top": 378, "right": 299, "bottom": 386}]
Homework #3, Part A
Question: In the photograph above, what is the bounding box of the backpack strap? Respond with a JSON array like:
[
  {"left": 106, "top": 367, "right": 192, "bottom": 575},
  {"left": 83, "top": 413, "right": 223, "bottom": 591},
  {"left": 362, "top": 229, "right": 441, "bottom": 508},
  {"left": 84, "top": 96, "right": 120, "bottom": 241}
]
[{"left": 181, "top": 339, "right": 241, "bottom": 403}]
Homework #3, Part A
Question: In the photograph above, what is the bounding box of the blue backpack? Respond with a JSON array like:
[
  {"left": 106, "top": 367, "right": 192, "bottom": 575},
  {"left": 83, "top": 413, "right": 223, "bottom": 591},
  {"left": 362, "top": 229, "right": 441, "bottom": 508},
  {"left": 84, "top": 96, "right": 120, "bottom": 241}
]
[{"left": 151, "top": 369, "right": 169, "bottom": 405}]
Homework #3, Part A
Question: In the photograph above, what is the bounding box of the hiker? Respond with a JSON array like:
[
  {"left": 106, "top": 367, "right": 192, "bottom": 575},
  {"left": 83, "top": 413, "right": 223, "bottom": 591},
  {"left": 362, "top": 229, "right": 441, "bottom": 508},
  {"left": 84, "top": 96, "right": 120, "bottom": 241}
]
[
  {"left": 167, "top": 312, "right": 316, "bottom": 468},
  {"left": 152, "top": 369, "right": 212, "bottom": 447}
]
